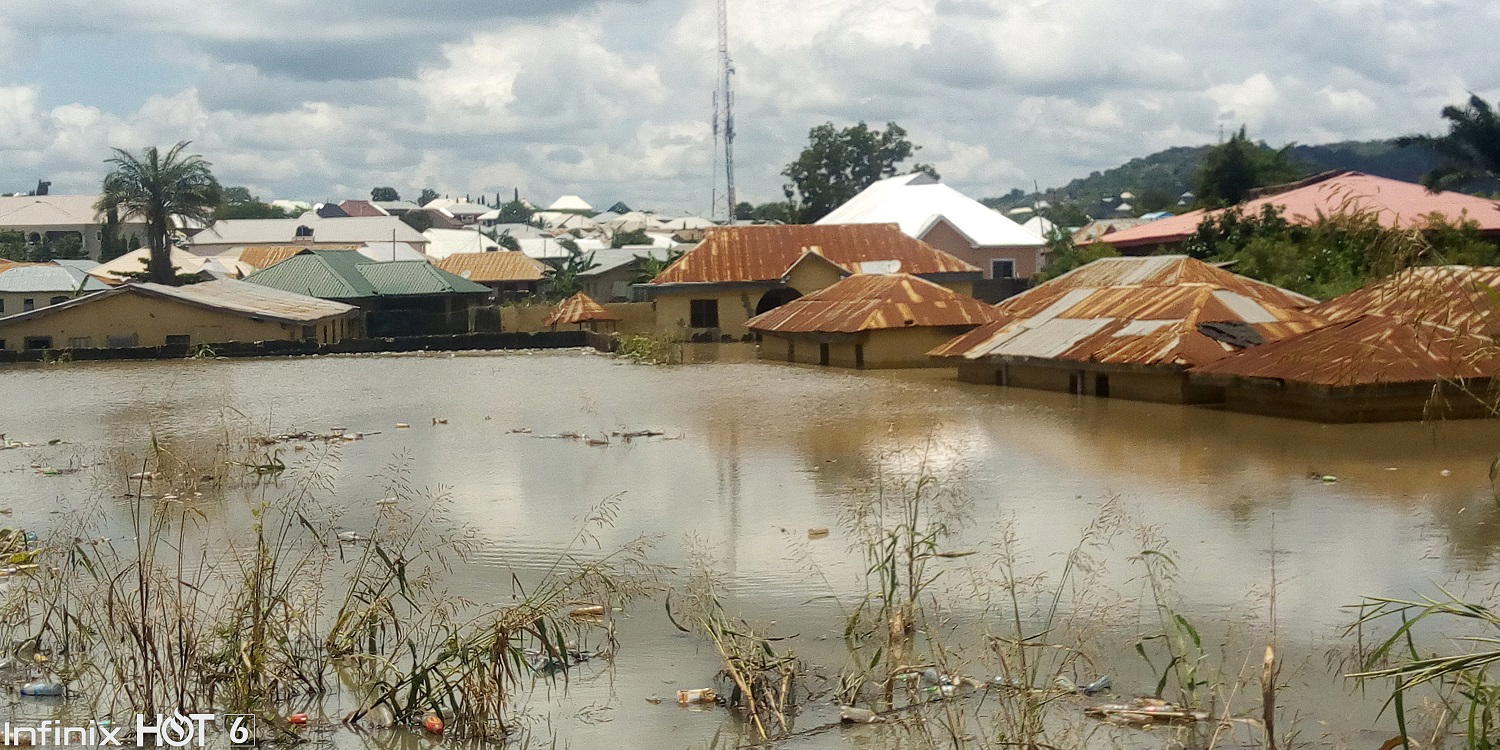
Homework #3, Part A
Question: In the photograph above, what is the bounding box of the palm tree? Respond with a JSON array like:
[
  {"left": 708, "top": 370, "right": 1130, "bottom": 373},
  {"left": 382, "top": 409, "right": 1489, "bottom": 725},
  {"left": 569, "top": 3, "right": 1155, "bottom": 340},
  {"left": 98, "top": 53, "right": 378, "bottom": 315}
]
[
  {"left": 1398, "top": 94, "right": 1500, "bottom": 191},
  {"left": 95, "top": 142, "right": 222, "bottom": 284}
]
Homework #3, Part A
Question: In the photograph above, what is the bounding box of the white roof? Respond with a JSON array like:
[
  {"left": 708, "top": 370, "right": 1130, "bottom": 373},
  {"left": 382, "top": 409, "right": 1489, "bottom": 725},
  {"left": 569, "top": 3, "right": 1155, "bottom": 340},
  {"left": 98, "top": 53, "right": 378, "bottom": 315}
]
[
  {"left": 547, "top": 195, "right": 593, "bottom": 212},
  {"left": 1021, "top": 215, "right": 1057, "bottom": 239},
  {"left": 580, "top": 246, "right": 676, "bottom": 276},
  {"left": 534, "top": 211, "right": 599, "bottom": 230},
  {"left": 191, "top": 216, "right": 427, "bottom": 247},
  {"left": 0, "top": 264, "right": 110, "bottom": 293},
  {"left": 89, "top": 247, "right": 257, "bottom": 282},
  {"left": 0, "top": 195, "right": 140, "bottom": 227},
  {"left": 516, "top": 236, "right": 607, "bottom": 260},
  {"left": 654, "top": 215, "right": 715, "bottom": 230},
  {"left": 422, "top": 228, "right": 500, "bottom": 260},
  {"left": 817, "top": 173, "right": 1043, "bottom": 248},
  {"left": 357, "top": 241, "right": 428, "bottom": 262}
]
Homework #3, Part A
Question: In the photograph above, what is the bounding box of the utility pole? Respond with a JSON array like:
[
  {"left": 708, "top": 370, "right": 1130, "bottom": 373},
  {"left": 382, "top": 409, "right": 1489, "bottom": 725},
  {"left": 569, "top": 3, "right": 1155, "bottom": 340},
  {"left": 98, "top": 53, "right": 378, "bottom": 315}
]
[{"left": 716, "top": 0, "right": 736, "bottom": 221}]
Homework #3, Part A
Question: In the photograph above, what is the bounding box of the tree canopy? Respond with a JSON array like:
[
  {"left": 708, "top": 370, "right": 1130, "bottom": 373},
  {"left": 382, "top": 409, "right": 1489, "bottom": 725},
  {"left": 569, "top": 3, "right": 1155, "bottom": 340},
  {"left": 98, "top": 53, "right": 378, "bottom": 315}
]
[
  {"left": 371, "top": 187, "right": 400, "bottom": 202},
  {"left": 782, "top": 121, "right": 937, "bottom": 223},
  {"left": 96, "top": 141, "right": 221, "bottom": 284},
  {"left": 1399, "top": 94, "right": 1500, "bottom": 191},
  {"left": 610, "top": 228, "right": 651, "bottom": 248},
  {"left": 417, "top": 188, "right": 440, "bottom": 207},
  {"left": 217, "top": 186, "right": 290, "bottom": 220},
  {"left": 1192, "top": 127, "right": 1304, "bottom": 208},
  {"left": 497, "top": 199, "right": 535, "bottom": 225}
]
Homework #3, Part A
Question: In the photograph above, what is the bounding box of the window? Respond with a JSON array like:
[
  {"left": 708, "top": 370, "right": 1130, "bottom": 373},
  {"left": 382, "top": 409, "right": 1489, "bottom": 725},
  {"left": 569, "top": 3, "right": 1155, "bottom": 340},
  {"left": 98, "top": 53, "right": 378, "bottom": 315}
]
[
  {"left": 1094, "top": 374, "right": 1111, "bottom": 398},
  {"left": 854, "top": 344, "right": 865, "bottom": 369},
  {"left": 688, "top": 299, "right": 719, "bottom": 328},
  {"left": 819, "top": 343, "right": 830, "bottom": 367},
  {"left": 165, "top": 334, "right": 192, "bottom": 346},
  {"left": 67, "top": 337, "right": 92, "bottom": 349},
  {"left": 990, "top": 259, "right": 1016, "bottom": 279},
  {"left": 49, "top": 296, "right": 68, "bottom": 306},
  {"left": 0, "top": 299, "right": 5, "bottom": 314},
  {"left": 22, "top": 299, "right": 35, "bottom": 312},
  {"left": 0, "top": 340, "right": 6, "bottom": 351},
  {"left": 107, "top": 334, "right": 139, "bottom": 348},
  {"left": 1068, "top": 371, "right": 1085, "bottom": 395},
  {"left": 23, "top": 336, "right": 53, "bottom": 350}
]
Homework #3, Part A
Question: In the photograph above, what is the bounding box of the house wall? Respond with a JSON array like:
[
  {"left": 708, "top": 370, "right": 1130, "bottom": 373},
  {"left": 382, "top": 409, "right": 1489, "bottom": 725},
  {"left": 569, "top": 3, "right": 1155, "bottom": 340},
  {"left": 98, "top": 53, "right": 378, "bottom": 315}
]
[
  {"left": 582, "top": 266, "right": 642, "bottom": 302},
  {"left": 956, "top": 360, "right": 1222, "bottom": 404},
  {"left": 759, "top": 327, "right": 968, "bottom": 369},
  {"left": 919, "top": 221, "right": 1040, "bottom": 279},
  {"left": 1218, "top": 379, "right": 1498, "bottom": 423},
  {"left": 0, "top": 289, "right": 92, "bottom": 317},
  {"left": 655, "top": 289, "right": 762, "bottom": 340},
  {"left": 782, "top": 259, "right": 845, "bottom": 294},
  {"left": 0, "top": 292, "right": 352, "bottom": 350}
]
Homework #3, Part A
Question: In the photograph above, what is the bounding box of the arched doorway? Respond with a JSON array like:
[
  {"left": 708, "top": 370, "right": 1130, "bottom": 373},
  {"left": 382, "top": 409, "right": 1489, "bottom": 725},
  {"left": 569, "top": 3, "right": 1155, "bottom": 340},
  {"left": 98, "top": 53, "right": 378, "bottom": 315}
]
[{"left": 754, "top": 287, "right": 802, "bottom": 315}]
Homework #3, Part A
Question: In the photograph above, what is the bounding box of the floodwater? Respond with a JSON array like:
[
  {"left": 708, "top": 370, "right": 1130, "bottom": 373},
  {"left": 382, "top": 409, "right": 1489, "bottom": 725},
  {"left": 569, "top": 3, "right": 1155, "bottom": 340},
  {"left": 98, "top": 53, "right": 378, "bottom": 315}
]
[{"left": 2, "top": 346, "right": 1500, "bottom": 747}]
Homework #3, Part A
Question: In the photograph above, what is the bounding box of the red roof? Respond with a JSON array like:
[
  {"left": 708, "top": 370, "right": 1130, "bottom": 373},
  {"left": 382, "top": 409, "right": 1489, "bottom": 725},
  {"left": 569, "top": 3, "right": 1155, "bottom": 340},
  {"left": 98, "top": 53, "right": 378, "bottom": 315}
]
[
  {"left": 649, "top": 224, "right": 977, "bottom": 285},
  {"left": 545, "top": 292, "right": 619, "bottom": 326},
  {"left": 746, "top": 273, "right": 1002, "bottom": 334},
  {"left": 339, "top": 200, "right": 388, "bottom": 218},
  {"left": 1310, "top": 265, "right": 1500, "bottom": 336},
  {"left": 1099, "top": 171, "right": 1500, "bottom": 250}
]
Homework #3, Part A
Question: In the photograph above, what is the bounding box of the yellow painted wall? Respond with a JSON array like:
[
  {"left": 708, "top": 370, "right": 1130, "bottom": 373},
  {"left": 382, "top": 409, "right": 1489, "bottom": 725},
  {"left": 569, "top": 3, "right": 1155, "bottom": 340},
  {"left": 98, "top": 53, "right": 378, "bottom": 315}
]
[
  {"left": 0, "top": 291, "right": 85, "bottom": 317},
  {"left": 655, "top": 289, "right": 760, "bottom": 339},
  {"left": 782, "top": 259, "right": 844, "bottom": 294},
  {"left": 0, "top": 291, "right": 348, "bottom": 350}
]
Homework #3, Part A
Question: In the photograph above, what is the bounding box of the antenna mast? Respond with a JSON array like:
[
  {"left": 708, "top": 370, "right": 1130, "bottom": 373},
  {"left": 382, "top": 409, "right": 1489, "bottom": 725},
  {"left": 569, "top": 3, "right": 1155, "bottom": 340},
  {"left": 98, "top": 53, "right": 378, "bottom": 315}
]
[{"left": 717, "top": 0, "right": 736, "bottom": 221}]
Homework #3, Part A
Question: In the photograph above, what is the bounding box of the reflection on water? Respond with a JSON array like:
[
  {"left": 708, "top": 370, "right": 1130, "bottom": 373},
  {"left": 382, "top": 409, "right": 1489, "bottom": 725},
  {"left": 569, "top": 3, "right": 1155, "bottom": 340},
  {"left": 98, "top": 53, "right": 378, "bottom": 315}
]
[{"left": 2, "top": 348, "right": 1499, "bottom": 746}]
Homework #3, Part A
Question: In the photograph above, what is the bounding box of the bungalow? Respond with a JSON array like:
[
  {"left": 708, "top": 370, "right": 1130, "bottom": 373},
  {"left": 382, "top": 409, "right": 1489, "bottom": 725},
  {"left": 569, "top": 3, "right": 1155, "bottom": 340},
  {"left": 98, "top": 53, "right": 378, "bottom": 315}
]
[
  {"left": 89, "top": 247, "right": 256, "bottom": 284},
  {"left": 578, "top": 246, "right": 677, "bottom": 302},
  {"left": 545, "top": 292, "right": 619, "bottom": 332},
  {"left": 244, "top": 249, "right": 493, "bottom": 336},
  {"left": 1193, "top": 266, "right": 1500, "bottom": 422},
  {"left": 0, "top": 263, "right": 110, "bottom": 316},
  {"left": 929, "top": 255, "right": 1322, "bottom": 403},
  {"left": 0, "top": 194, "right": 149, "bottom": 260},
  {"left": 746, "top": 273, "right": 1003, "bottom": 368},
  {"left": 435, "top": 252, "right": 548, "bottom": 300},
  {"left": 1098, "top": 171, "right": 1500, "bottom": 254},
  {"left": 190, "top": 216, "right": 430, "bottom": 256},
  {"left": 645, "top": 223, "right": 980, "bottom": 340},
  {"left": 816, "top": 174, "right": 1045, "bottom": 279},
  {"left": 423, "top": 228, "right": 499, "bottom": 260},
  {"left": 0, "top": 279, "right": 359, "bottom": 351}
]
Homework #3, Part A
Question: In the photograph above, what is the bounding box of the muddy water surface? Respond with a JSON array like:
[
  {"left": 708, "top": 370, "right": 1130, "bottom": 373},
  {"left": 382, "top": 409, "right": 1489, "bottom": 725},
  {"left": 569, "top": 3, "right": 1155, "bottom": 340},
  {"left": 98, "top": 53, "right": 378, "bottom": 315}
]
[{"left": 2, "top": 347, "right": 1499, "bottom": 747}]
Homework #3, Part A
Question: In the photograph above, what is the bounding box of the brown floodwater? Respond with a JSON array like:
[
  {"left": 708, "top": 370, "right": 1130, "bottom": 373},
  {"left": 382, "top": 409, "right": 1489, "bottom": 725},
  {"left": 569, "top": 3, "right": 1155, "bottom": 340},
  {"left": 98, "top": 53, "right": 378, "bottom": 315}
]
[{"left": 2, "top": 346, "right": 1499, "bottom": 747}]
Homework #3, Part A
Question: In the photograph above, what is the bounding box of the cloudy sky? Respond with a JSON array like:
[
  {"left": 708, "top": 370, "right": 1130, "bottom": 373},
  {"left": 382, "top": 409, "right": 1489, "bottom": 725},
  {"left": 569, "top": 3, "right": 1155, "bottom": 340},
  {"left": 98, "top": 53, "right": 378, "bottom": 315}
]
[{"left": 1, "top": 0, "right": 1497, "bottom": 214}]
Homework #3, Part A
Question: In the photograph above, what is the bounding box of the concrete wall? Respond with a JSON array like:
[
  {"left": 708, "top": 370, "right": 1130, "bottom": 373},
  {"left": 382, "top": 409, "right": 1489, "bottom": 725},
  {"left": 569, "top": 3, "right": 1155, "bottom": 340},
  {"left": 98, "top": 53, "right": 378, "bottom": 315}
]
[
  {"left": 1219, "top": 379, "right": 1499, "bottom": 423},
  {"left": 0, "top": 290, "right": 91, "bottom": 317},
  {"left": 759, "top": 327, "right": 968, "bottom": 369},
  {"left": 956, "top": 359, "right": 1220, "bottom": 404},
  {"left": 655, "top": 289, "right": 762, "bottom": 340},
  {"left": 582, "top": 265, "right": 642, "bottom": 303},
  {"left": 0, "top": 291, "right": 353, "bottom": 350},
  {"left": 919, "top": 221, "right": 1040, "bottom": 279},
  {"left": 502, "top": 301, "right": 657, "bottom": 335}
]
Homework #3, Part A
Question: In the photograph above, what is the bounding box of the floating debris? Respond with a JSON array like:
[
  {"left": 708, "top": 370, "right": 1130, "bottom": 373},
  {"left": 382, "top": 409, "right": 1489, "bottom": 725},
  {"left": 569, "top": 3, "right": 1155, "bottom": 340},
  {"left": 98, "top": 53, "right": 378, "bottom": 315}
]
[
  {"left": 676, "top": 688, "right": 716, "bottom": 705},
  {"left": 431, "top": 418, "right": 448, "bottom": 425},
  {"left": 507, "top": 427, "right": 533, "bottom": 434},
  {"left": 1085, "top": 697, "right": 1210, "bottom": 725},
  {"left": 336, "top": 531, "right": 369, "bottom": 544},
  {"left": 569, "top": 605, "right": 606, "bottom": 619},
  {"left": 839, "top": 706, "right": 883, "bottom": 724},
  {"left": 807, "top": 527, "right": 830, "bottom": 539}
]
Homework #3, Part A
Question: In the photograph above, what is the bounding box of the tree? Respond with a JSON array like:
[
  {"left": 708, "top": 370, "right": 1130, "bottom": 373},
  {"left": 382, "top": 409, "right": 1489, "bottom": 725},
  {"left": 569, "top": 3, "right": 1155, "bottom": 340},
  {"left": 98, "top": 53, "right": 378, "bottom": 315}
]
[
  {"left": 734, "top": 201, "right": 753, "bottom": 220},
  {"left": 217, "top": 186, "right": 290, "bottom": 219},
  {"left": 1035, "top": 235, "right": 1119, "bottom": 282},
  {"left": 497, "top": 199, "right": 534, "bottom": 225},
  {"left": 1192, "top": 126, "right": 1304, "bottom": 208},
  {"left": 400, "top": 210, "right": 434, "bottom": 233},
  {"left": 417, "top": 188, "right": 440, "bottom": 207},
  {"left": 782, "top": 121, "right": 937, "bottom": 222},
  {"left": 544, "top": 249, "right": 599, "bottom": 299},
  {"left": 749, "top": 201, "right": 796, "bottom": 223},
  {"left": 371, "top": 187, "right": 400, "bottom": 202},
  {"left": 96, "top": 142, "right": 222, "bottom": 284},
  {"left": 494, "top": 231, "right": 520, "bottom": 252},
  {"left": 1399, "top": 94, "right": 1500, "bottom": 191},
  {"left": 611, "top": 228, "right": 651, "bottom": 248},
  {"left": 632, "top": 248, "right": 685, "bottom": 284}
]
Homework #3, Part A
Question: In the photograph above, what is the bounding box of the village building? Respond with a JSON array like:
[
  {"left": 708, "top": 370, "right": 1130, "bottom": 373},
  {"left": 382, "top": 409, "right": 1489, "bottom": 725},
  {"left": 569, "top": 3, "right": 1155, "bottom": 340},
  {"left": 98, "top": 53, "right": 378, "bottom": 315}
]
[
  {"left": 544, "top": 292, "right": 620, "bottom": 332},
  {"left": 338, "top": 200, "right": 388, "bottom": 217},
  {"left": 244, "top": 249, "right": 493, "bottom": 336},
  {"left": 423, "top": 228, "right": 500, "bottom": 259},
  {"left": 645, "top": 223, "right": 981, "bottom": 340},
  {"left": 88, "top": 247, "right": 256, "bottom": 284},
  {"left": 746, "top": 273, "right": 1003, "bottom": 368},
  {"left": 0, "top": 195, "right": 149, "bottom": 260},
  {"left": 0, "top": 263, "right": 110, "bottom": 316},
  {"left": 189, "top": 216, "right": 430, "bottom": 256},
  {"left": 929, "top": 255, "right": 1321, "bottom": 403},
  {"left": 816, "top": 174, "right": 1045, "bottom": 279},
  {"left": 546, "top": 195, "right": 595, "bottom": 215},
  {"left": 435, "top": 252, "right": 549, "bottom": 300},
  {"left": 0, "top": 279, "right": 359, "bottom": 351},
  {"left": 1098, "top": 171, "right": 1500, "bottom": 253},
  {"left": 577, "top": 246, "right": 676, "bottom": 302},
  {"left": 1193, "top": 266, "right": 1500, "bottom": 421}
]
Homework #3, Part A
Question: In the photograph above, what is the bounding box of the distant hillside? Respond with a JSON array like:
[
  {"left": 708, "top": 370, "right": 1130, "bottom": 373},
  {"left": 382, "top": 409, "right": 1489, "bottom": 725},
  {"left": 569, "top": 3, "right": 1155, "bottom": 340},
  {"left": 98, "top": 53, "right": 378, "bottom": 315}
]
[{"left": 988, "top": 139, "right": 1497, "bottom": 216}]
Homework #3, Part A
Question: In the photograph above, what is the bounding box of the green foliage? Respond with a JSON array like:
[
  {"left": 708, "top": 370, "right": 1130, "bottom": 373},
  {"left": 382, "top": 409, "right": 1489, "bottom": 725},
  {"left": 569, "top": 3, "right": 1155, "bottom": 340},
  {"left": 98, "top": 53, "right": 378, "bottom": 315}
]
[
  {"left": 370, "top": 186, "right": 400, "bottom": 202},
  {"left": 1035, "top": 235, "right": 1119, "bottom": 282},
  {"left": 494, "top": 231, "right": 520, "bottom": 252},
  {"left": 610, "top": 228, "right": 651, "bottom": 248},
  {"left": 496, "top": 199, "right": 534, "bottom": 225},
  {"left": 217, "top": 186, "right": 290, "bottom": 220},
  {"left": 631, "top": 248, "right": 685, "bottom": 284},
  {"left": 748, "top": 201, "right": 795, "bottom": 223},
  {"left": 1399, "top": 94, "right": 1500, "bottom": 191},
  {"left": 733, "top": 201, "right": 753, "bottom": 220},
  {"left": 1193, "top": 126, "right": 1306, "bottom": 208},
  {"left": 97, "top": 141, "right": 221, "bottom": 285},
  {"left": 0, "top": 231, "right": 86, "bottom": 262},
  {"left": 616, "top": 332, "right": 683, "bottom": 365},
  {"left": 417, "top": 187, "right": 439, "bottom": 207},
  {"left": 544, "top": 249, "right": 599, "bottom": 299},
  {"left": 399, "top": 210, "right": 433, "bottom": 233},
  {"left": 781, "top": 121, "right": 936, "bottom": 222}
]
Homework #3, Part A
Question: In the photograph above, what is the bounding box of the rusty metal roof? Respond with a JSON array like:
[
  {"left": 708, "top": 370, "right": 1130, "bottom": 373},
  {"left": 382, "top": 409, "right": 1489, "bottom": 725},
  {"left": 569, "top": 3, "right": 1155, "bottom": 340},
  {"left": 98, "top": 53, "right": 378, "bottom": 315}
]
[
  {"left": 745, "top": 273, "right": 1003, "bottom": 334},
  {"left": 545, "top": 292, "right": 619, "bottom": 326},
  {"left": 236, "top": 245, "right": 361, "bottom": 270},
  {"left": 1310, "top": 265, "right": 1500, "bottom": 336},
  {"left": 1193, "top": 314, "right": 1500, "bottom": 386},
  {"left": 930, "top": 257, "right": 1322, "bottom": 367},
  {"left": 0, "top": 279, "right": 358, "bottom": 329},
  {"left": 435, "top": 252, "right": 548, "bottom": 283},
  {"left": 649, "top": 223, "right": 978, "bottom": 285}
]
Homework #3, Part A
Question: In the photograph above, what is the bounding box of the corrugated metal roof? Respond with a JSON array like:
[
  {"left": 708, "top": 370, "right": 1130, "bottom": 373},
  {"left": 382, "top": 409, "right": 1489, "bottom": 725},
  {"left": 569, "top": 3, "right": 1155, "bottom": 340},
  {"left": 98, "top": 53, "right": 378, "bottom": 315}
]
[
  {"left": 745, "top": 273, "right": 1003, "bottom": 334},
  {"left": 1101, "top": 171, "right": 1500, "bottom": 249},
  {"left": 930, "top": 257, "right": 1323, "bottom": 367},
  {"left": 244, "top": 249, "right": 491, "bottom": 299},
  {"left": 357, "top": 261, "right": 493, "bottom": 297},
  {"left": 435, "top": 252, "right": 548, "bottom": 283},
  {"left": 236, "top": 245, "right": 361, "bottom": 270},
  {"left": 544, "top": 292, "right": 619, "bottom": 325},
  {"left": 1193, "top": 314, "right": 1500, "bottom": 386},
  {"left": 0, "top": 279, "right": 357, "bottom": 328},
  {"left": 0, "top": 264, "right": 109, "bottom": 293},
  {"left": 650, "top": 224, "right": 978, "bottom": 285},
  {"left": 1310, "top": 265, "right": 1500, "bottom": 336}
]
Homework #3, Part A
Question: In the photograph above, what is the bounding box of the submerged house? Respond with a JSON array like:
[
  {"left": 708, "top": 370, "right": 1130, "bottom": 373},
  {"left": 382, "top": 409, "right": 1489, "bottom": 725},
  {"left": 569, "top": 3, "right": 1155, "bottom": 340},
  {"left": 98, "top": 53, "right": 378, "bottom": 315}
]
[
  {"left": 1194, "top": 266, "right": 1500, "bottom": 421},
  {"left": 816, "top": 174, "right": 1045, "bottom": 280},
  {"left": 645, "top": 223, "right": 980, "bottom": 340},
  {"left": 746, "top": 273, "right": 1002, "bottom": 368},
  {"left": 929, "top": 255, "right": 1321, "bottom": 402},
  {"left": 244, "top": 249, "right": 493, "bottom": 336},
  {"left": 0, "top": 279, "right": 358, "bottom": 351},
  {"left": 544, "top": 292, "right": 620, "bottom": 332}
]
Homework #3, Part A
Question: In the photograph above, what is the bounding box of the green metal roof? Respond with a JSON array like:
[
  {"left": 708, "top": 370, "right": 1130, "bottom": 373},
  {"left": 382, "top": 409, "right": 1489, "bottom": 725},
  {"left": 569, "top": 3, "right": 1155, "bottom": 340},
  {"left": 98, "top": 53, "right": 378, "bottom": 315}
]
[{"left": 244, "top": 249, "right": 491, "bottom": 300}]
